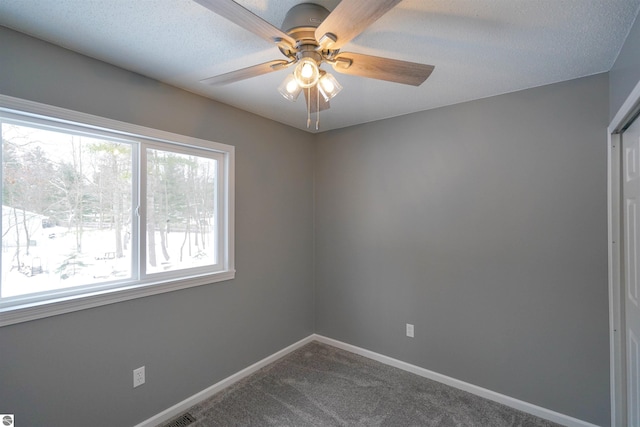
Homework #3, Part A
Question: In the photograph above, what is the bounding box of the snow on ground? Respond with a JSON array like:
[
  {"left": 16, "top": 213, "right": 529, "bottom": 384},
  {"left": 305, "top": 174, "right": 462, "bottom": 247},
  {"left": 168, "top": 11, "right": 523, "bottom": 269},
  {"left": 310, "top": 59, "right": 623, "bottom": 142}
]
[{"left": 1, "top": 226, "right": 215, "bottom": 298}]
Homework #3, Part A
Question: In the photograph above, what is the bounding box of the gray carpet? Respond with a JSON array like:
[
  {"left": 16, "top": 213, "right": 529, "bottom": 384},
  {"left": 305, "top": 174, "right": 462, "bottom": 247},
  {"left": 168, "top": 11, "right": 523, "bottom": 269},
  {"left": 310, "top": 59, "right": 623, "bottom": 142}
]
[{"left": 159, "top": 341, "right": 564, "bottom": 427}]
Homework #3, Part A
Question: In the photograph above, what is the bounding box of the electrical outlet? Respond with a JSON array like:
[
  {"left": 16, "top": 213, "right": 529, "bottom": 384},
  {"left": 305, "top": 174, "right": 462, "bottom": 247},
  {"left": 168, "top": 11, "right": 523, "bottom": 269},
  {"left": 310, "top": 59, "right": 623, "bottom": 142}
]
[
  {"left": 133, "top": 366, "right": 145, "bottom": 388},
  {"left": 406, "top": 323, "right": 414, "bottom": 338}
]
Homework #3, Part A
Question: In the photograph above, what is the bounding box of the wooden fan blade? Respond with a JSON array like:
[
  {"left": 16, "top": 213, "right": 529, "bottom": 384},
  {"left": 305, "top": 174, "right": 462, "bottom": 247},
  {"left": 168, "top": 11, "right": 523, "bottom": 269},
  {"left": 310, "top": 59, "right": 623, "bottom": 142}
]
[
  {"left": 315, "top": 0, "right": 403, "bottom": 50},
  {"left": 303, "top": 87, "right": 330, "bottom": 113},
  {"left": 331, "top": 52, "right": 434, "bottom": 86},
  {"left": 194, "top": 0, "right": 296, "bottom": 49},
  {"left": 200, "top": 60, "right": 291, "bottom": 85}
]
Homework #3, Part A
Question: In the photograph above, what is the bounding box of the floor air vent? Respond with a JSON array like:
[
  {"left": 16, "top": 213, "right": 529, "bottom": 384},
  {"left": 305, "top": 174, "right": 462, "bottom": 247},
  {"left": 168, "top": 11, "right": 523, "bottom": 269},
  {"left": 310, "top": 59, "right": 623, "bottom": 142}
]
[{"left": 165, "top": 413, "right": 196, "bottom": 427}]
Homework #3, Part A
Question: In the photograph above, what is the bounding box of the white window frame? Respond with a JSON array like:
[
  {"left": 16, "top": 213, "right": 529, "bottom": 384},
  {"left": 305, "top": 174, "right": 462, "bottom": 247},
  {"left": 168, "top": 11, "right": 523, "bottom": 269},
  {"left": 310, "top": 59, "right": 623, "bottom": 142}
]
[{"left": 0, "top": 95, "right": 235, "bottom": 327}]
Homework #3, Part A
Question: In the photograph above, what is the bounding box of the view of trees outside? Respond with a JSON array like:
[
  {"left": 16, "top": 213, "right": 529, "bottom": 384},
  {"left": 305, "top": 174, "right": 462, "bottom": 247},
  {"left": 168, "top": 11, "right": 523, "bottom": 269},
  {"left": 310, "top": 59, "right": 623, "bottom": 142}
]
[
  {"left": 1, "top": 123, "right": 133, "bottom": 298},
  {"left": 1, "top": 122, "right": 218, "bottom": 299},
  {"left": 145, "top": 148, "right": 218, "bottom": 274}
]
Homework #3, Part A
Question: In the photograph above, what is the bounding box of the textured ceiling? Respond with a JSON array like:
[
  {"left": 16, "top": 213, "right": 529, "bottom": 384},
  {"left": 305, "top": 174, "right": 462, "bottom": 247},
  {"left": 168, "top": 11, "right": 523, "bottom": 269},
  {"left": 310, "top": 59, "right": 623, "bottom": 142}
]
[{"left": 1, "top": 0, "right": 639, "bottom": 132}]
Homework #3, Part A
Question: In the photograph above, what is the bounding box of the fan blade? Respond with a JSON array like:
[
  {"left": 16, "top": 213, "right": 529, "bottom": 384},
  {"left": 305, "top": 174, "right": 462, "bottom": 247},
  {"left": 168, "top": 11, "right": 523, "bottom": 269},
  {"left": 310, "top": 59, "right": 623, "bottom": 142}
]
[
  {"left": 194, "top": 0, "right": 296, "bottom": 50},
  {"left": 303, "top": 87, "right": 330, "bottom": 113},
  {"left": 331, "top": 52, "right": 434, "bottom": 86},
  {"left": 201, "top": 60, "right": 291, "bottom": 86},
  {"left": 315, "top": 0, "right": 403, "bottom": 50}
]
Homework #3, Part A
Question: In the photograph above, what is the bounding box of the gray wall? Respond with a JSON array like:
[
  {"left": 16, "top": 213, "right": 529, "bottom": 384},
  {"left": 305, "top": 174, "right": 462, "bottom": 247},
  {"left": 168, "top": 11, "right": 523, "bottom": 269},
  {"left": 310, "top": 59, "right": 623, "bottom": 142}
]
[
  {"left": 0, "top": 27, "right": 315, "bottom": 426},
  {"left": 610, "top": 11, "right": 640, "bottom": 121},
  {"left": 314, "top": 74, "right": 610, "bottom": 426}
]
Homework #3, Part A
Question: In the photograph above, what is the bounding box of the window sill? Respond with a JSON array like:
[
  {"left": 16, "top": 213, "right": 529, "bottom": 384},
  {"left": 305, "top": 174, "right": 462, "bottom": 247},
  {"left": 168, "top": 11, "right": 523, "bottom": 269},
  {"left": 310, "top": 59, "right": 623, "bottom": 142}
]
[{"left": 0, "top": 270, "right": 235, "bottom": 327}]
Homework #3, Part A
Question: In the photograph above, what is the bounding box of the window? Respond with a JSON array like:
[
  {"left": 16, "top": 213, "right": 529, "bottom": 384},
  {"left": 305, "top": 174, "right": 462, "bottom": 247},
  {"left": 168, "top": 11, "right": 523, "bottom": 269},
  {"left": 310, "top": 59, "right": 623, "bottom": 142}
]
[{"left": 0, "top": 96, "right": 234, "bottom": 326}]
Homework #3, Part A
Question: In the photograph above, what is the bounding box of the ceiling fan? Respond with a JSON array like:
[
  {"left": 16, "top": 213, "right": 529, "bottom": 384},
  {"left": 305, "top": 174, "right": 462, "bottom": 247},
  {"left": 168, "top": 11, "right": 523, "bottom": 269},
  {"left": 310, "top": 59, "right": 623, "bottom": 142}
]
[{"left": 194, "top": 0, "right": 435, "bottom": 129}]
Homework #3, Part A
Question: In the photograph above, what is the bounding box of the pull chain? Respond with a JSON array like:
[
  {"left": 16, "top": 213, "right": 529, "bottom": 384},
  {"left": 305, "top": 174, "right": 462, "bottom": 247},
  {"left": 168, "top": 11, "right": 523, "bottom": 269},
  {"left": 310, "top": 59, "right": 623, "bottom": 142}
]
[
  {"left": 306, "top": 86, "right": 311, "bottom": 129},
  {"left": 316, "top": 84, "right": 320, "bottom": 130}
]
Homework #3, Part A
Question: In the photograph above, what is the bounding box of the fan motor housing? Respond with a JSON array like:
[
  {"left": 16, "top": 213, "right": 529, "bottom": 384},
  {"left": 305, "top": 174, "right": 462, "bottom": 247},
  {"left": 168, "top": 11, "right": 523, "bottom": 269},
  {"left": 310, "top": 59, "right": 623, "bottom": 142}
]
[{"left": 281, "top": 3, "right": 330, "bottom": 42}]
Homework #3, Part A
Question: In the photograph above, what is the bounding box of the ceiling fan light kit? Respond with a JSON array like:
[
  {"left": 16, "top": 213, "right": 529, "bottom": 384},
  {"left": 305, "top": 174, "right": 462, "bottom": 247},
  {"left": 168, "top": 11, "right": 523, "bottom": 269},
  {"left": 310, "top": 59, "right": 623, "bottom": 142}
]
[{"left": 195, "top": 0, "right": 435, "bottom": 129}]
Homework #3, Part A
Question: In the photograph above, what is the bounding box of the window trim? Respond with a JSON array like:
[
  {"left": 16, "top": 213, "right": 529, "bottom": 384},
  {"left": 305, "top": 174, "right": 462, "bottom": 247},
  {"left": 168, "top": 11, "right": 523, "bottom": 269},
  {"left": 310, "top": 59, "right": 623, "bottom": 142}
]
[{"left": 0, "top": 94, "right": 235, "bottom": 327}]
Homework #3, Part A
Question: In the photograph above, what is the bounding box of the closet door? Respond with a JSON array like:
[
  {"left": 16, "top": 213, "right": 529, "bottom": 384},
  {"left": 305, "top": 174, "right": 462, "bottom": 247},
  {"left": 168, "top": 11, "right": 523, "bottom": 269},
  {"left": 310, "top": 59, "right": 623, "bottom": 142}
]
[{"left": 622, "top": 114, "right": 640, "bottom": 427}]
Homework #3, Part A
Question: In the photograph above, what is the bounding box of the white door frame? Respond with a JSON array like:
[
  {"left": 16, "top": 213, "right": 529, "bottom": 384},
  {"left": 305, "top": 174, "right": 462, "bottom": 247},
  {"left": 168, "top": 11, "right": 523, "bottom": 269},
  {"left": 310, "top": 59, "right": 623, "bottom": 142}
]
[{"left": 609, "top": 79, "right": 640, "bottom": 427}]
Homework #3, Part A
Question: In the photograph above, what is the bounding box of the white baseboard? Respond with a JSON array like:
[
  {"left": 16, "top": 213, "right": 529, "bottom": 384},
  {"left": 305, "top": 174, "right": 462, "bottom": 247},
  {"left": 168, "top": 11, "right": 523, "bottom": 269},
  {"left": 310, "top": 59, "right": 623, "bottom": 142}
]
[
  {"left": 133, "top": 335, "right": 315, "bottom": 427},
  {"left": 135, "top": 333, "right": 600, "bottom": 427},
  {"left": 312, "top": 334, "right": 600, "bottom": 427}
]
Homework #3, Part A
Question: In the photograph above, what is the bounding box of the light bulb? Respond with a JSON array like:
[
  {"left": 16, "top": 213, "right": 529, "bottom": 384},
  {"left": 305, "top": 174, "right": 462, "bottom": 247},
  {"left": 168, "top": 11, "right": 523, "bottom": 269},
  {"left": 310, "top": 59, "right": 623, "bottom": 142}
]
[
  {"left": 293, "top": 58, "right": 320, "bottom": 88},
  {"left": 318, "top": 72, "right": 342, "bottom": 102},
  {"left": 320, "top": 78, "right": 334, "bottom": 93},
  {"left": 300, "top": 63, "right": 314, "bottom": 78},
  {"left": 278, "top": 74, "right": 301, "bottom": 101},
  {"left": 285, "top": 79, "right": 298, "bottom": 94}
]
